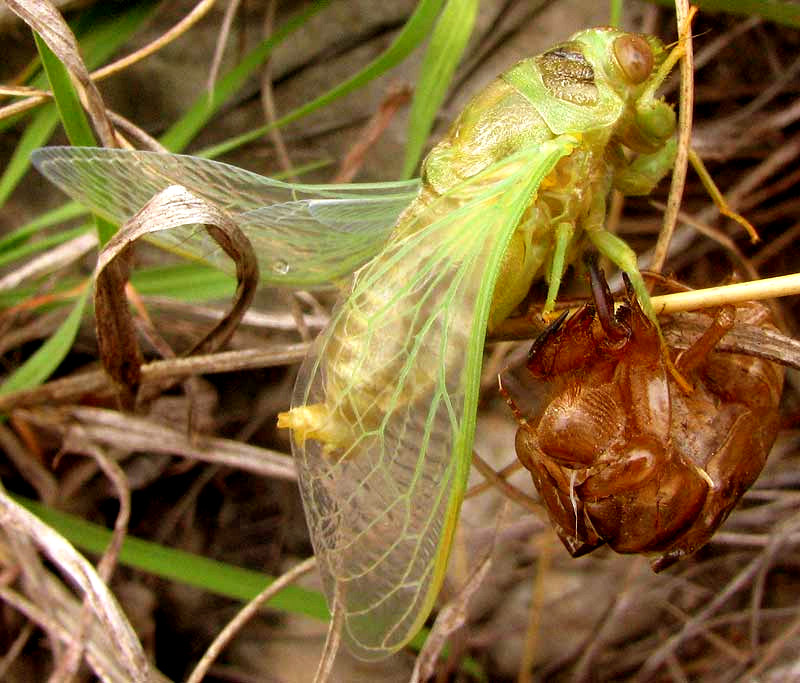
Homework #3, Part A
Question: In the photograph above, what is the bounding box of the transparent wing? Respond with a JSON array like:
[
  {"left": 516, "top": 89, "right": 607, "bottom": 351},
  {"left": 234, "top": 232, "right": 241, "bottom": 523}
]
[
  {"left": 292, "top": 135, "right": 577, "bottom": 659},
  {"left": 147, "top": 197, "right": 414, "bottom": 286},
  {"left": 31, "top": 146, "right": 420, "bottom": 286}
]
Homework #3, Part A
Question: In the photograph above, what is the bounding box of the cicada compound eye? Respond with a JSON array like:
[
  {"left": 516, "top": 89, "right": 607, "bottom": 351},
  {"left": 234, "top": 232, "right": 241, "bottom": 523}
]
[{"left": 613, "top": 34, "right": 654, "bottom": 85}]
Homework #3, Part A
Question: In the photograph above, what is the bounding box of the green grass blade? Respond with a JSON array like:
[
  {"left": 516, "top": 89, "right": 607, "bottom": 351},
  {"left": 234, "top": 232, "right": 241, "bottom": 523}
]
[
  {"left": 0, "top": 264, "right": 238, "bottom": 312},
  {"left": 0, "top": 2, "right": 157, "bottom": 205},
  {"left": 0, "top": 285, "right": 90, "bottom": 395},
  {"left": 0, "top": 224, "right": 90, "bottom": 269},
  {"left": 0, "top": 106, "right": 61, "bottom": 207},
  {"left": 33, "top": 35, "right": 115, "bottom": 245},
  {"left": 34, "top": 33, "right": 96, "bottom": 147},
  {"left": 609, "top": 0, "right": 623, "bottom": 27},
  {"left": 12, "top": 494, "right": 330, "bottom": 619},
  {"left": 0, "top": 205, "right": 88, "bottom": 291},
  {"left": 402, "top": 0, "right": 478, "bottom": 178},
  {"left": 131, "top": 264, "right": 236, "bottom": 300},
  {"left": 0, "top": 203, "right": 85, "bottom": 255},
  {"left": 159, "top": 0, "right": 332, "bottom": 152},
  {"left": 268, "top": 0, "right": 446, "bottom": 135},
  {"left": 198, "top": 0, "right": 446, "bottom": 161}
]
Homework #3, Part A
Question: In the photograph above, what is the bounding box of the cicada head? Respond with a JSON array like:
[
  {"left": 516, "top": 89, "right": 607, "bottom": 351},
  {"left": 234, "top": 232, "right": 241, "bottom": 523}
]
[
  {"left": 506, "top": 273, "right": 785, "bottom": 570},
  {"left": 568, "top": 28, "right": 663, "bottom": 94},
  {"left": 560, "top": 27, "right": 676, "bottom": 153}
]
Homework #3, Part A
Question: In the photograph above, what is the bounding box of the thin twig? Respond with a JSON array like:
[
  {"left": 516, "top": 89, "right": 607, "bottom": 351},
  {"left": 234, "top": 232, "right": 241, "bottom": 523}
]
[
  {"left": 517, "top": 535, "right": 553, "bottom": 683},
  {"left": 260, "top": 0, "right": 297, "bottom": 180},
  {"left": 650, "top": 273, "right": 800, "bottom": 315},
  {"left": 314, "top": 582, "right": 344, "bottom": 683},
  {"left": 0, "top": 344, "right": 309, "bottom": 413},
  {"left": 650, "top": 2, "right": 694, "bottom": 273},
  {"left": 649, "top": 199, "right": 759, "bottom": 281},
  {"left": 332, "top": 83, "right": 411, "bottom": 183},
  {"left": 186, "top": 556, "right": 317, "bottom": 683},
  {"left": 0, "top": 84, "right": 48, "bottom": 97},
  {"left": 466, "top": 458, "right": 524, "bottom": 500},
  {"left": 93, "top": 0, "right": 218, "bottom": 82},
  {"left": 105, "top": 110, "right": 167, "bottom": 152},
  {"left": 207, "top": 0, "right": 241, "bottom": 95},
  {"left": 0, "top": 93, "right": 47, "bottom": 119},
  {"left": 0, "top": 1, "right": 217, "bottom": 125},
  {"left": 471, "top": 450, "right": 541, "bottom": 515},
  {"left": 637, "top": 512, "right": 800, "bottom": 679}
]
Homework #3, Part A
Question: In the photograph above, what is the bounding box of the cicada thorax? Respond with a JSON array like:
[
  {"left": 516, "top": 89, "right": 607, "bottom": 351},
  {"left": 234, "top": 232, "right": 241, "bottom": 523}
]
[{"left": 313, "top": 145, "right": 616, "bottom": 454}]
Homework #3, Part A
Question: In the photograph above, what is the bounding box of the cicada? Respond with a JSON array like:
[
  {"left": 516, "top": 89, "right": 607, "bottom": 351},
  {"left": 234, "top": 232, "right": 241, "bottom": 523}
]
[
  {"left": 505, "top": 263, "right": 784, "bottom": 570},
  {"left": 36, "top": 27, "right": 690, "bottom": 659}
]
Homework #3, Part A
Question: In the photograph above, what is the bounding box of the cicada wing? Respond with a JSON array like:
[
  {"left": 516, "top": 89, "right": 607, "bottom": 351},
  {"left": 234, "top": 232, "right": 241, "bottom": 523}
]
[
  {"left": 31, "top": 146, "right": 419, "bottom": 287},
  {"left": 31, "top": 146, "right": 420, "bottom": 215},
  {"left": 149, "top": 197, "right": 408, "bottom": 287},
  {"left": 291, "top": 136, "right": 578, "bottom": 659}
]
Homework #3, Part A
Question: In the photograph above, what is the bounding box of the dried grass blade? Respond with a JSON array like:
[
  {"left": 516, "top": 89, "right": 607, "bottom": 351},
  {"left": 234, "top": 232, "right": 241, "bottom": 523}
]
[
  {"left": 49, "top": 431, "right": 132, "bottom": 681},
  {"left": 186, "top": 556, "right": 317, "bottom": 683},
  {"left": 66, "top": 405, "right": 296, "bottom": 480},
  {"left": 410, "top": 551, "right": 493, "bottom": 682},
  {"left": 650, "top": 3, "right": 695, "bottom": 273},
  {"left": 0, "top": 486, "right": 150, "bottom": 683}
]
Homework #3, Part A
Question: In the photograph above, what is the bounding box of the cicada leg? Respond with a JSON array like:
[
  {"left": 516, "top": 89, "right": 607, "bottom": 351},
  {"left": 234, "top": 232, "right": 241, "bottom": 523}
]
[
  {"left": 497, "top": 374, "right": 534, "bottom": 434},
  {"left": 674, "top": 304, "right": 737, "bottom": 375},
  {"left": 688, "top": 149, "right": 760, "bottom": 243},
  {"left": 584, "top": 253, "right": 629, "bottom": 343},
  {"left": 541, "top": 221, "right": 574, "bottom": 319},
  {"left": 586, "top": 228, "right": 657, "bottom": 325},
  {"left": 584, "top": 233, "right": 696, "bottom": 393}
]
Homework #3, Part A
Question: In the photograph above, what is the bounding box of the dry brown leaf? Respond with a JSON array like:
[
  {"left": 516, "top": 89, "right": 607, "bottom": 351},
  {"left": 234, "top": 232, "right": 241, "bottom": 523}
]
[{"left": 93, "top": 185, "right": 259, "bottom": 408}]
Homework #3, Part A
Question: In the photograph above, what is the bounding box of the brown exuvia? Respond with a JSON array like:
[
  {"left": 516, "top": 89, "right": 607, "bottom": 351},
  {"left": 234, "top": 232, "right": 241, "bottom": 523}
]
[{"left": 505, "top": 267, "right": 784, "bottom": 570}]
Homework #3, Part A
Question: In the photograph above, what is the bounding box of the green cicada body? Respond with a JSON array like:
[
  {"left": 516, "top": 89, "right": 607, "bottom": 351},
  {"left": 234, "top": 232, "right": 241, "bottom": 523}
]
[
  {"left": 279, "top": 28, "right": 684, "bottom": 658},
  {"left": 34, "top": 27, "right": 686, "bottom": 661}
]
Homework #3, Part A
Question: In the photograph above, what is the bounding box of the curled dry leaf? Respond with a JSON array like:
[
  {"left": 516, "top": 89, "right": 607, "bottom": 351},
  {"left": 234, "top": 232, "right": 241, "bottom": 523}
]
[
  {"left": 503, "top": 267, "right": 785, "bottom": 571},
  {"left": 93, "top": 185, "right": 259, "bottom": 407}
]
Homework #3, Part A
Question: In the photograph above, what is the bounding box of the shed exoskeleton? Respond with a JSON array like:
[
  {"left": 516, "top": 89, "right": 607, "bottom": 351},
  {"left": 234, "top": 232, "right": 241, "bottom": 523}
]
[{"left": 506, "top": 265, "right": 784, "bottom": 569}]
